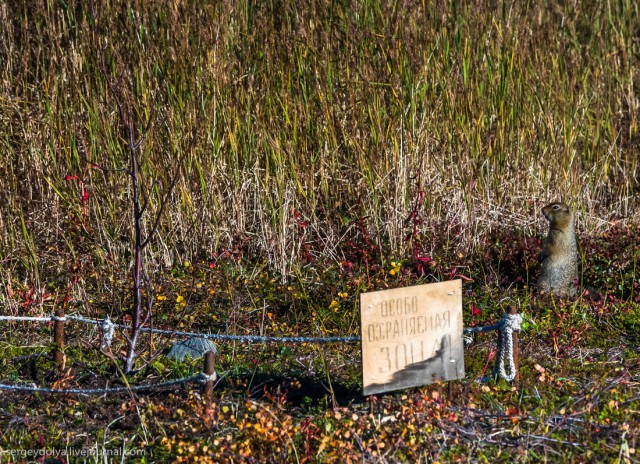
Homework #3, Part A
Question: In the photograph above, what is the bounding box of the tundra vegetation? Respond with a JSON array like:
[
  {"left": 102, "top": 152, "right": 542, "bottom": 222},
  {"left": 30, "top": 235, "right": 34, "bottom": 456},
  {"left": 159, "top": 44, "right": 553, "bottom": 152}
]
[{"left": 0, "top": 0, "right": 639, "bottom": 462}]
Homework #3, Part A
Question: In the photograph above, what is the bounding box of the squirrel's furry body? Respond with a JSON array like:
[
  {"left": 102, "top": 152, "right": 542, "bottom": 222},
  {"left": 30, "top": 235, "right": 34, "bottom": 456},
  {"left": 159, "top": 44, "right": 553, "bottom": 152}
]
[{"left": 538, "top": 202, "right": 578, "bottom": 296}]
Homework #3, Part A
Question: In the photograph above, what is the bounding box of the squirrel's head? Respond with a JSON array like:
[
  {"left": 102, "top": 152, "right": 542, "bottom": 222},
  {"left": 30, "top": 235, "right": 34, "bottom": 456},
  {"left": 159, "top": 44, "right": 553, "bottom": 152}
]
[{"left": 542, "top": 202, "right": 573, "bottom": 229}]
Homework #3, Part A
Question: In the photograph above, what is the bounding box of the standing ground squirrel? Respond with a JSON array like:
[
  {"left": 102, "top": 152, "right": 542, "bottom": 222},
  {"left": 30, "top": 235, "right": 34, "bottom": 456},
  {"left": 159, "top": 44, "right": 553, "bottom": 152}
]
[{"left": 538, "top": 202, "right": 578, "bottom": 296}]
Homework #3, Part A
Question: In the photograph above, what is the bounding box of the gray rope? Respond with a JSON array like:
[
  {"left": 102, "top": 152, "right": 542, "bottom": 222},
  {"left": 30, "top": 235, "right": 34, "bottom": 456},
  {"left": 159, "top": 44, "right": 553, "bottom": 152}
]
[
  {"left": 134, "top": 326, "right": 360, "bottom": 344},
  {"left": 0, "top": 314, "right": 359, "bottom": 344},
  {"left": 463, "top": 322, "right": 502, "bottom": 334},
  {"left": 462, "top": 317, "right": 504, "bottom": 345},
  {"left": 0, "top": 374, "right": 206, "bottom": 395},
  {"left": 0, "top": 315, "right": 52, "bottom": 322},
  {"left": 491, "top": 313, "right": 522, "bottom": 381},
  {"left": 66, "top": 315, "right": 116, "bottom": 348},
  {"left": 1, "top": 312, "right": 519, "bottom": 345},
  {"left": 67, "top": 314, "right": 100, "bottom": 325}
]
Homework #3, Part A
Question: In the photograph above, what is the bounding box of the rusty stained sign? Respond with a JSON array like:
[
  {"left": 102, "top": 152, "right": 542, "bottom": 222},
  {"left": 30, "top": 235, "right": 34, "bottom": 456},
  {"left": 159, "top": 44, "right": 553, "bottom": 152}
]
[{"left": 360, "top": 280, "right": 465, "bottom": 395}]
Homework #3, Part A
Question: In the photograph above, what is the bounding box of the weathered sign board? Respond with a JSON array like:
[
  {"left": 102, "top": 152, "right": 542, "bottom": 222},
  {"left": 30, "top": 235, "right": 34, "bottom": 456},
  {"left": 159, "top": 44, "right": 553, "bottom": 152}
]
[{"left": 360, "top": 280, "right": 465, "bottom": 395}]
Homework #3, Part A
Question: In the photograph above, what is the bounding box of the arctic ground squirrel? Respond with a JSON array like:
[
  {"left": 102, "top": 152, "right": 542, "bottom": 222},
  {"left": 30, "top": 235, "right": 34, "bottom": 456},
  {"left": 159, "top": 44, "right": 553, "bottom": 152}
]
[{"left": 538, "top": 202, "right": 578, "bottom": 296}]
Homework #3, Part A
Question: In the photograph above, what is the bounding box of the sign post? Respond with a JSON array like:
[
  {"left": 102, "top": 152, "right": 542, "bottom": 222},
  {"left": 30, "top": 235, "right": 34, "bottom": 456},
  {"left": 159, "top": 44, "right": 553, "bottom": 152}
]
[{"left": 360, "top": 280, "right": 465, "bottom": 395}]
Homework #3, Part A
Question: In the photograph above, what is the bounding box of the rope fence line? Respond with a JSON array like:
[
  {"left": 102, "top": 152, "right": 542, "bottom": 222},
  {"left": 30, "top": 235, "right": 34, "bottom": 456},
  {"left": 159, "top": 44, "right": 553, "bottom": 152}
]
[
  {"left": 0, "top": 314, "right": 360, "bottom": 344},
  {"left": 0, "top": 308, "right": 521, "bottom": 396},
  {"left": 0, "top": 374, "right": 212, "bottom": 395},
  {"left": 1, "top": 313, "right": 518, "bottom": 344},
  {"left": 463, "top": 322, "right": 502, "bottom": 334}
]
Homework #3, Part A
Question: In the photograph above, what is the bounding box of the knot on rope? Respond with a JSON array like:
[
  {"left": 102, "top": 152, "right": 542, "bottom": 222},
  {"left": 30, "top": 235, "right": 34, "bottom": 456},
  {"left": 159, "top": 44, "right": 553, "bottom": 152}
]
[{"left": 503, "top": 312, "right": 522, "bottom": 332}]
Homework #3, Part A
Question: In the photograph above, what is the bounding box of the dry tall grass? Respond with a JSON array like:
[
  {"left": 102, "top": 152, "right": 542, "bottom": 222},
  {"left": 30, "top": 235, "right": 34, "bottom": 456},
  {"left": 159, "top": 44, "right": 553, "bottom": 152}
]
[{"left": 0, "top": 0, "right": 638, "bottom": 285}]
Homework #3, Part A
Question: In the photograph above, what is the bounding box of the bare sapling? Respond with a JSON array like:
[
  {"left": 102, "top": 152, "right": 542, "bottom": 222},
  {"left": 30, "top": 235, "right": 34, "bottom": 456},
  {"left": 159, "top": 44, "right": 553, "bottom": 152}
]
[
  {"left": 98, "top": 54, "right": 182, "bottom": 374},
  {"left": 86, "top": 0, "right": 198, "bottom": 374}
]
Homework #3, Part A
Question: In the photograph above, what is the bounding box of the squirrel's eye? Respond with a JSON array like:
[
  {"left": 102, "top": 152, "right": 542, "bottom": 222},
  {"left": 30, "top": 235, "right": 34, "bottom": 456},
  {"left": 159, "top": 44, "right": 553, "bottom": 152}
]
[{"left": 552, "top": 205, "right": 560, "bottom": 210}]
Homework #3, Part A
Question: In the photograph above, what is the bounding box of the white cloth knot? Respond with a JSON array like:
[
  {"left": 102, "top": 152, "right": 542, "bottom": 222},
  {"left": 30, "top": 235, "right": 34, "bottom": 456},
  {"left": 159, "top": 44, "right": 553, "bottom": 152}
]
[
  {"left": 100, "top": 317, "right": 115, "bottom": 348},
  {"left": 195, "top": 371, "right": 217, "bottom": 384}
]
